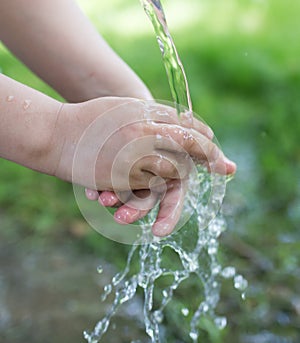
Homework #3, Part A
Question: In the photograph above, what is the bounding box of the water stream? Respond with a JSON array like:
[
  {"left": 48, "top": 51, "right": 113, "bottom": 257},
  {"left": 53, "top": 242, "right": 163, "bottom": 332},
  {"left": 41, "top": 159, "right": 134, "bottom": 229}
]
[
  {"left": 83, "top": 1, "right": 247, "bottom": 342},
  {"left": 141, "top": 0, "right": 192, "bottom": 114}
]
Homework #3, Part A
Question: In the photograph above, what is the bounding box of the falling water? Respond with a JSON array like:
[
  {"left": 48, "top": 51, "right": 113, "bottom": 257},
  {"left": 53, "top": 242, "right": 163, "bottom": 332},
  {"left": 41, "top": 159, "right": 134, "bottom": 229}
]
[
  {"left": 84, "top": 1, "right": 246, "bottom": 342},
  {"left": 141, "top": 0, "right": 192, "bottom": 114}
]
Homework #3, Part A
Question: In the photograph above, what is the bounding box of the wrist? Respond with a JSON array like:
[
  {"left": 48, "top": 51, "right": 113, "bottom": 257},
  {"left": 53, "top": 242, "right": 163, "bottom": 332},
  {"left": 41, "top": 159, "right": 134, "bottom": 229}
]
[
  {"left": 48, "top": 103, "right": 78, "bottom": 182},
  {"left": 25, "top": 101, "right": 67, "bottom": 177},
  {"left": 49, "top": 101, "right": 102, "bottom": 185},
  {"left": 0, "top": 92, "right": 65, "bottom": 177}
]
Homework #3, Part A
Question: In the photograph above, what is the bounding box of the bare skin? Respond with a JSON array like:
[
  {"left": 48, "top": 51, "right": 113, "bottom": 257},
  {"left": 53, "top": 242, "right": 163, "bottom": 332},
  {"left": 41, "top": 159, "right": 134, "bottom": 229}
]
[{"left": 0, "top": 0, "right": 236, "bottom": 236}]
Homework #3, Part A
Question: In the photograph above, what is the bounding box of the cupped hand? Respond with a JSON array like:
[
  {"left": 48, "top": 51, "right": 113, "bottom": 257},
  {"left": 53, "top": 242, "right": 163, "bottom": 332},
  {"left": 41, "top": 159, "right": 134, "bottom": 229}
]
[
  {"left": 58, "top": 98, "right": 197, "bottom": 189},
  {"left": 85, "top": 110, "right": 215, "bottom": 202},
  {"left": 74, "top": 98, "right": 236, "bottom": 237}
]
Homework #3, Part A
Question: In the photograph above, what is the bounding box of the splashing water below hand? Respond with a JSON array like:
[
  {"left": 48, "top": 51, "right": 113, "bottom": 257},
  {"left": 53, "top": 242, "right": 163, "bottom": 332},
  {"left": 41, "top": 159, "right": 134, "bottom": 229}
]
[
  {"left": 84, "top": 171, "right": 246, "bottom": 343},
  {"left": 84, "top": 1, "right": 246, "bottom": 342}
]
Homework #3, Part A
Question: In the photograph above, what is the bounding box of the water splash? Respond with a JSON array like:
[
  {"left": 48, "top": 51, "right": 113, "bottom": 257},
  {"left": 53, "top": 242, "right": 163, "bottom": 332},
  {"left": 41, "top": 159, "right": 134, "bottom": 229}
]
[
  {"left": 84, "top": 1, "right": 245, "bottom": 342},
  {"left": 84, "top": 169, "right": 238, "bottom": 342}
]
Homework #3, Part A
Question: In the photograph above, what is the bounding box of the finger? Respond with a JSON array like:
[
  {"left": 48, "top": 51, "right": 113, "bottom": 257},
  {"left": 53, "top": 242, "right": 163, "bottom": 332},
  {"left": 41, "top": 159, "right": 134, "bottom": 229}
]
[
  {"left": 146, "top": 104, "right": 214, "bottom": 141},
  {"left": 133, "top": 154, "right": 189, "bottom": 181},
  {"left": 180, "top": 112, "right": 214, "bottom": 140},
  {"left": 85, "top": 188, "right": 99, "bottom": 201},
  {"left": 148, "top": 105, "right": 214, "bottom": 140},
  {"left": 114, "top": 190, "right": 160, "bottom": 224},
  {"left": 152, "top": 179, "right": 186, "bottom": 237},
  {"left": 99, "top": 190, "right": 133, "bottom": 207},
  {"left": 221, "top": 156, "right": 237, "bottom": 174},
  {"left": 98, "top": 191, "right": 121, "bottom": 207},
  {"left": 143, "top": 102, "right": 180, "bottom": 125},
  {"left": 147, "top": 123, "right": 236, "bottom": 175}
]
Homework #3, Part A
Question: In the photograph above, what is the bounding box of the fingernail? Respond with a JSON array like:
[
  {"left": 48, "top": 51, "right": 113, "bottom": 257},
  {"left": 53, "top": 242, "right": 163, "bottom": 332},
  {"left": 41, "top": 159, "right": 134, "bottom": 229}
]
[
  {"left": 99, "top": 194, "right": 118, "bottom": 207},
  {"left": 114, "top": 208, "right": 137, "bottom": 224},
  {"left": 224, "top": 157, "right": 237, "bottom": 172},
  {"left": 114, "top": 212, "right": 127, "bottom": 224},
  {"left": 85, "top": 189, "right": 98, "bottom": 201},
  {"left": 224, "top": 156, "right": 236, "bottom": 166}
]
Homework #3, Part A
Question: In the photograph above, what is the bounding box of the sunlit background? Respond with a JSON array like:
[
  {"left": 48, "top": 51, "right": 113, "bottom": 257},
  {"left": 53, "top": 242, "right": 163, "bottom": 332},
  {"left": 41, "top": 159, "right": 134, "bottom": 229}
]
[{"left": 0, "top": 0, "right": 299, "bottom": 342}]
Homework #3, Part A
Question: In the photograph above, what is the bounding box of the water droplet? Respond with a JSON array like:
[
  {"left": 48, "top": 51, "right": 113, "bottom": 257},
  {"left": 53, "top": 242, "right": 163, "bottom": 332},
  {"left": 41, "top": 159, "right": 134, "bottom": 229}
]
[
  {"left": 138, "top": 274, "right": 148, "bottom": 288},
  {"left": 23, "top": 99, "right": 32, "bottom": 110},
  {"left": 101, "top": 284, "right": 112, "bottom": 301},
  {"left": 112, "top": 272, "right": 123, "bottom": 286},
  {"left": 188, "top": 258, "right": 198, "bottom": 272},
  {"left": 153, "top": 310, "right": 163, "bottom": 323},
  {"left": 152, "top": 236, "right": 161, "bottom": 243},
  {"left": 202, "top": 302, "right": 209, "bottom": 312},
  {"left": 181, "top": 110, "right": 193, "bottom": 125},
  {"left": 212, "top": 264, "right": 221, "bottom": 275},
  {"left": 221, "top": 266, "right": 236, "bottom": 279},
  {"left": 6, "top": 95, "right": 14, "bottom": 102},
  {"left": 214, "top": 316, "right": 227, "bottom": 330},
  {"left": 189, "top": 331, "right": 198, "bottom": 341},
  {"left": 209, "top": 221, "right": 223, "bottom": 237},
  {"left": 181, "top": 308, "right": 189, "bottom": 316},
  {"left": 153, "top": 156, "right": 164, "bottom": 170},
  {"left": 234, "top": 275, "right": 248, "bottom": 291},
  {"left": 183, "top": 130, "right": 190, "bottom": 140},
  {"left": 97, "top": 265, "right": 103, "bottom": 274},
  {"left": 83, "top": 331, "right": 90, "bottom": 340},
  {"left": 104, "top": 284, "right": 112, "bottom": 293},
  {"left": 162, "top": 289, "right": 168, "bottom": 298},
  {"left": 212, "top": 281, "right": 218, "bottom": 288},
  {"left": 208, "top": 238, "right": 218, "bottom": 255}
]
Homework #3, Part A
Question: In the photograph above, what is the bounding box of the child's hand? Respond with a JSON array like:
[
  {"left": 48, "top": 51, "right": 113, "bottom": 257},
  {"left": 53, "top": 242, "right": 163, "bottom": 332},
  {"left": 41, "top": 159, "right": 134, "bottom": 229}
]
[
  {"left": 52, "top": 97, "right": 235, "bottom": 236},
  {"left": 84, "top": 110, "right": 234, "bottom": 236},
  {"left": 85, "top": 111, "right": 215, "bottom": 201}
]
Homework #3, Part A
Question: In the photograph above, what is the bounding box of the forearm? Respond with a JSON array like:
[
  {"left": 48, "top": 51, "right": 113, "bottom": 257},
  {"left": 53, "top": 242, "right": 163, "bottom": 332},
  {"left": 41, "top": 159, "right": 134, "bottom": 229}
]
[
  {"left": 0, "top": 0, "right": 151, "bottom": 102},
  {"left": 0, "top": 73, "right": 63, "bottom": 174}
]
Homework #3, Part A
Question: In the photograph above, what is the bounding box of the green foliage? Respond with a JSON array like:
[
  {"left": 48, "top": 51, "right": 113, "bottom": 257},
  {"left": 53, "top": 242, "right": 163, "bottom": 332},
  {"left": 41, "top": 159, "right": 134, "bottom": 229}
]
[{"left": 0, "top": 159, "right": 78, "bottom": 233}]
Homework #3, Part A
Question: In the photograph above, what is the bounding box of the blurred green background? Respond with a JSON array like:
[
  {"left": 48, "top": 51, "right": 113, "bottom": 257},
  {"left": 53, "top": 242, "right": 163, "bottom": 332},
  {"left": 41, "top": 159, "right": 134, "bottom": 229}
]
[{"left": 0, "top": 0, "right": 299, "bottom": 342}]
